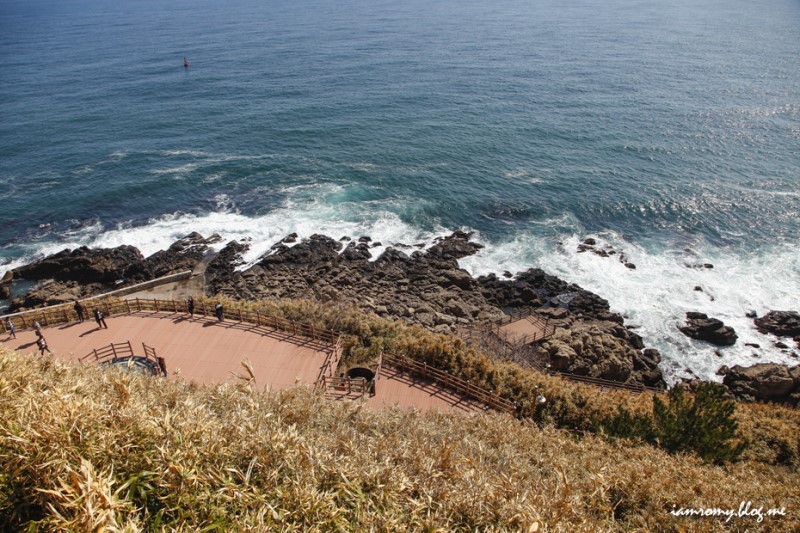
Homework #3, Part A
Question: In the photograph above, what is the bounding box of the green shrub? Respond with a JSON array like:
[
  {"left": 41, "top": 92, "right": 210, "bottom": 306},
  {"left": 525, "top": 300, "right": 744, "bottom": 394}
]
[{"left": 653, "top": 382, "right": 748, "bottom": 464}]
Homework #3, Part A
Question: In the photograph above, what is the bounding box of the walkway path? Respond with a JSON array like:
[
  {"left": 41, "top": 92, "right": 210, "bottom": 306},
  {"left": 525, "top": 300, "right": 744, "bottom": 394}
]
[{"left": 1, "top": 312, "right": 488, "bottom": 413}]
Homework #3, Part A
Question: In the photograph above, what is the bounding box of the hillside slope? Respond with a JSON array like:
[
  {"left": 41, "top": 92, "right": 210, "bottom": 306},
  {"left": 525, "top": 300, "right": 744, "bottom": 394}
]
[{"left": 1, "top": 348, "right": 797, "bottom": 531}]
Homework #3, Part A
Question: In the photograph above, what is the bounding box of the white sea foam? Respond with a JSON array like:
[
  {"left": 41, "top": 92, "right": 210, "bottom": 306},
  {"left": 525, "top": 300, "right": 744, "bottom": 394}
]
[
  {"left": 460, "top": 231, "right": 800, "bottom": 384},
  {"left": 149, "top": 163, "right": 198, "bottom": 175}
]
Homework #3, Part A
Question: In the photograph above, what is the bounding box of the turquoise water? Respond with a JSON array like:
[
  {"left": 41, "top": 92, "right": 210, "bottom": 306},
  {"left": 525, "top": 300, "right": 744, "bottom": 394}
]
[{"left": 1, "top": 0, "right": 799, "bottom": 381}]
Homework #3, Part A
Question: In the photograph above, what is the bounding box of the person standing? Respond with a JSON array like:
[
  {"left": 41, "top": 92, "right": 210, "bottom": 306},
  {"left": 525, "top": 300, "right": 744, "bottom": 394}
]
[
  {"left": 74, "top": 300, "right": 85, "bottom": 322},
  {"left": 37, "top": 336, "right": 51, "bottom": 355},
  {"left": 187, "top": 296, "right": 195, "bottom": 317},
  {"left": 94, "top": 308, "right": 108, "bottom": 329},
  {"left": 5, "top": 319, "right": 15, "bottom": 339},
  {"left": 215, "top": 303, "right": 224, "bottom": 322}
]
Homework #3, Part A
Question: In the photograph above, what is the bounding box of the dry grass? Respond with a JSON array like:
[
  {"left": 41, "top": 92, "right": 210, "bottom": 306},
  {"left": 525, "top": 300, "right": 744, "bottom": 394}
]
[
  {"left": 1, "top": 348, "right": 798, "bottom": 531},
  {"left": 195, "top": 296, "right": 800, "bottom": 467}
]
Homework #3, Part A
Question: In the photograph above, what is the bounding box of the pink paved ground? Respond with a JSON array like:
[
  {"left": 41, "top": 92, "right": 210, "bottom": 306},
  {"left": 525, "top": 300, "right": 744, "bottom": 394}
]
[
  {"left": 366, "top": 366, "right": 489, "bottom": 413},
  {"left": 2, "top": 312, "right": 330, "bottom": 389},
  {"left": 498, "top": 316, "right": 549, "bottom": 343},
  {"left": 2, "top": 312, "right": 486, "bottom": 413}
]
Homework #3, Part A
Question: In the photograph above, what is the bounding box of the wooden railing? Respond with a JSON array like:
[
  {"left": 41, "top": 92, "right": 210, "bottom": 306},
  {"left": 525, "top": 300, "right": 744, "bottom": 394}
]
[
  {"left": 2, "top": 297, "right": 342, "bottom": 346},
  {"left": 315, "top": 335, "right": 344, "bottom": 389},
  {"left": 458, "top": 322, "right": 663, "bottom": 395},
  {"left": 322, "top": 376, "right": 370, "bottom": 399},
  {"left": 382, "top": 352, "right": 516, "bottom": 414},
  {"left": 493, "top": 308, "right": 556, "bottom": 345},
  {"left": 495, "top": 307, "right": 540, "bottom": 327},
  {"left": 81, "top": 341, "right": 166, "bottom": 377},
  {"left": 82, "top": 341, "right": 134, "bottom": 363}
]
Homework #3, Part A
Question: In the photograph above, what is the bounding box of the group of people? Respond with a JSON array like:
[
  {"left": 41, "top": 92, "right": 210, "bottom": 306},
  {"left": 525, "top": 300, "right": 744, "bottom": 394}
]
[
  {"left": 185, "top": 296, "right": 224, "bottom": 322},
  {"left": 72, "top": 301, "right": 107, "bottom": 329},
  {"left": 3, "top": 301, "right": 109, "bottom": 356},
  {"left": 4, "top": 318, "right": 50, "bottom": 355},
  {"left": 4, "top": 296, "right": 225, "bottom": 358}
]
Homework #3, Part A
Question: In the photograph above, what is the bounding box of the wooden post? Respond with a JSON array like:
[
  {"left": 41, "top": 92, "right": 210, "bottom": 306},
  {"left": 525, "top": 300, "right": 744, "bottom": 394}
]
[
  {"left": 173, "top": 299, "right": 178, "bottom": 313},
  {"left": 202, "top": 302, "right": 207, "bottom": 316},
  {"left": 255, "top": 310, "right": 260, "bottom": 325},
  {"left": 157, "top": 356, "right": 167, "bottom": 377},
  {"left": 154, "top": 299, "right": 159, "bottom": 312},
  {"left": 238, "top": 308, "right": 242, "bottom": 322},
  {"left": 126, "top": 300, "right": 131, "bottom": 313}
]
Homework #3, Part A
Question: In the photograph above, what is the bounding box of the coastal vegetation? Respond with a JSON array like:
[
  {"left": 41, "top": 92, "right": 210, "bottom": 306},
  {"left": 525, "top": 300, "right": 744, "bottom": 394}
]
[
  {"left": 193, "top": 296, "right": 797, "bottom": 467},
  {"left": 1, "top": 345, "right": 798, "bottom": 531}
]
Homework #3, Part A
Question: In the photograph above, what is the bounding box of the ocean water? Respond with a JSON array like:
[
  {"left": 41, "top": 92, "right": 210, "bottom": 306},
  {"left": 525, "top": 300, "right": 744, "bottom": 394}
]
[{"left": 1, "top": 0, "right": 798, "bottom": 383}]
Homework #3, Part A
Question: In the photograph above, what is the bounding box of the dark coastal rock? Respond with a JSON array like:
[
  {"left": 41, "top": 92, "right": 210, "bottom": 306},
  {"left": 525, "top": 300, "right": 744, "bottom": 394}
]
[
  {"left": 540, "top": 322, "right": 666, "bottom": 388},
  {"left": 143, "top": 231, "right": 215, "bottom": 278},
  {"left": 10, "top": 280, "right": 93, "bottom": 309},
  {"left": 427, "top": 231, "right": 484, "bottom": 261},
  {"left": 754, "top": 311, "right": 800, "bottom": 338},
  {"left": 13, "top": 245, "right": 145, "bottom": 285},
  {"left": 679, "top": 312, "right": 738, "bottom": 346},
  {"left": 5, "top": 232, "right": 223, "bottom": 311},
  {"left": 722, "top": 363, "right": 800, "bottom": 404},
  {"left": 11, "top": 229, "right": 666, "bottom": 389},
  {"left": 204, "top": 240, "right": 251, "bottom": 298},
  {"left": 340, "top": 242, "right": 372, "bottom": 261},
  {"left": 260, "top": 234, "right": 342, "bottom": 266}
]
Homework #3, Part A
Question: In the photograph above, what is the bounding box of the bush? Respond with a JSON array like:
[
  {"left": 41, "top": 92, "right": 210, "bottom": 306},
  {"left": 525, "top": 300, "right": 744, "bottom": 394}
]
[
  {"left": 602, "top": 383, "right": 748, "bottom": 464},
  {"left": 653, "top": 382, "right": 747, "bottom": 464}
]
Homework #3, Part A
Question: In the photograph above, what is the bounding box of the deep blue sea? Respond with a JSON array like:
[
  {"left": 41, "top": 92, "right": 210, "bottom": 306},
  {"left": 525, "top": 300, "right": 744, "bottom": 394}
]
[{"left": 1, "top": 0, "right": 799, "bottom": 382}]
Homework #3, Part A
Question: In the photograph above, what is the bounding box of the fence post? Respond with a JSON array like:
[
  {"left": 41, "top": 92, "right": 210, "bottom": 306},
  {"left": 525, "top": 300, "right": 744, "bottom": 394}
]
[
  {"left": 136, "top": 298, "right": 141, "bottom": 312},
  {"left": 173, "top": 299, "right": 178, "bottom": 313},
  {"left": 256, "top": 310, "right": 260, "bottom": 326},
  {"left": 238, "top": 308, "right": 242, "bottom": 322},
  {"left": 154, "top": 299, "right": 159, "bottom": 312},
  {"left": 202, "top": 302, "right": 207, "bottom": 316}
]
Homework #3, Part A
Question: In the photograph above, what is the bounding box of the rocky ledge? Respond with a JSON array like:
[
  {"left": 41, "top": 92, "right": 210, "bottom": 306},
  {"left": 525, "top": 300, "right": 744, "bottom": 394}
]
[
  {"left": 720, "top": 363, "right": 800, "bottom": 406},
  {"left": 2, "top": 231, "right": 670, "bottom": 388},
  {"left": 754, "top": 311, "right": 800, "bottom": 345}
]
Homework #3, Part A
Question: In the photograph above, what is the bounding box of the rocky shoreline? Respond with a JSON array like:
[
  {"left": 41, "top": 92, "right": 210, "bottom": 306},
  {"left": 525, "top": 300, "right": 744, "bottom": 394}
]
[{"left": 4, "top": 231, "right": 800, "bottom": 402}]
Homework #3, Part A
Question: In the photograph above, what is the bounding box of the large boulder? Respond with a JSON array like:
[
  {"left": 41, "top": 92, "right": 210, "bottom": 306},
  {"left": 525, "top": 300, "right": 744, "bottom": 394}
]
[
  {"left": 679, "top": 312, "right": 738, "bottom": 346},
  {"left": 754, "top": 311, "right": 800, "bottom": 338},
  {"left": 426, "top": 231, "right": 484, "bottom": 261},
  {"left": 722, "top": 363, "right": 799, "bottom": 404}
]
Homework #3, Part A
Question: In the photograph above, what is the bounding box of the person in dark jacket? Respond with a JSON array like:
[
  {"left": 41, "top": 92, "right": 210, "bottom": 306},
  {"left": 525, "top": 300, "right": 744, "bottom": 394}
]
[
  {"left": 74, "top": 300, "right": 85, "bottom": 322},
  {"left": 94, "top": 308, "right": 108, "bottom": 329}
]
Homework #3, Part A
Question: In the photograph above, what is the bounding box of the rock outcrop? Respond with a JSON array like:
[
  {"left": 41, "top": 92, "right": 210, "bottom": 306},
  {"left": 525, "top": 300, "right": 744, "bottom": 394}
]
[
  {"left": 754, "top": 311, "right": 800, "bottom": 346},
  {"left": 6, "top": 230, "right": 666, "bottom": 388},
  {"left": 721, "top": 363, "right": 800, "bottom": 405},
  {"left": 679, "top": 312, "right": 738, "bottom": 346},
  {"left": 6, "top": 233, "right": 220, "bottom": 311}
]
